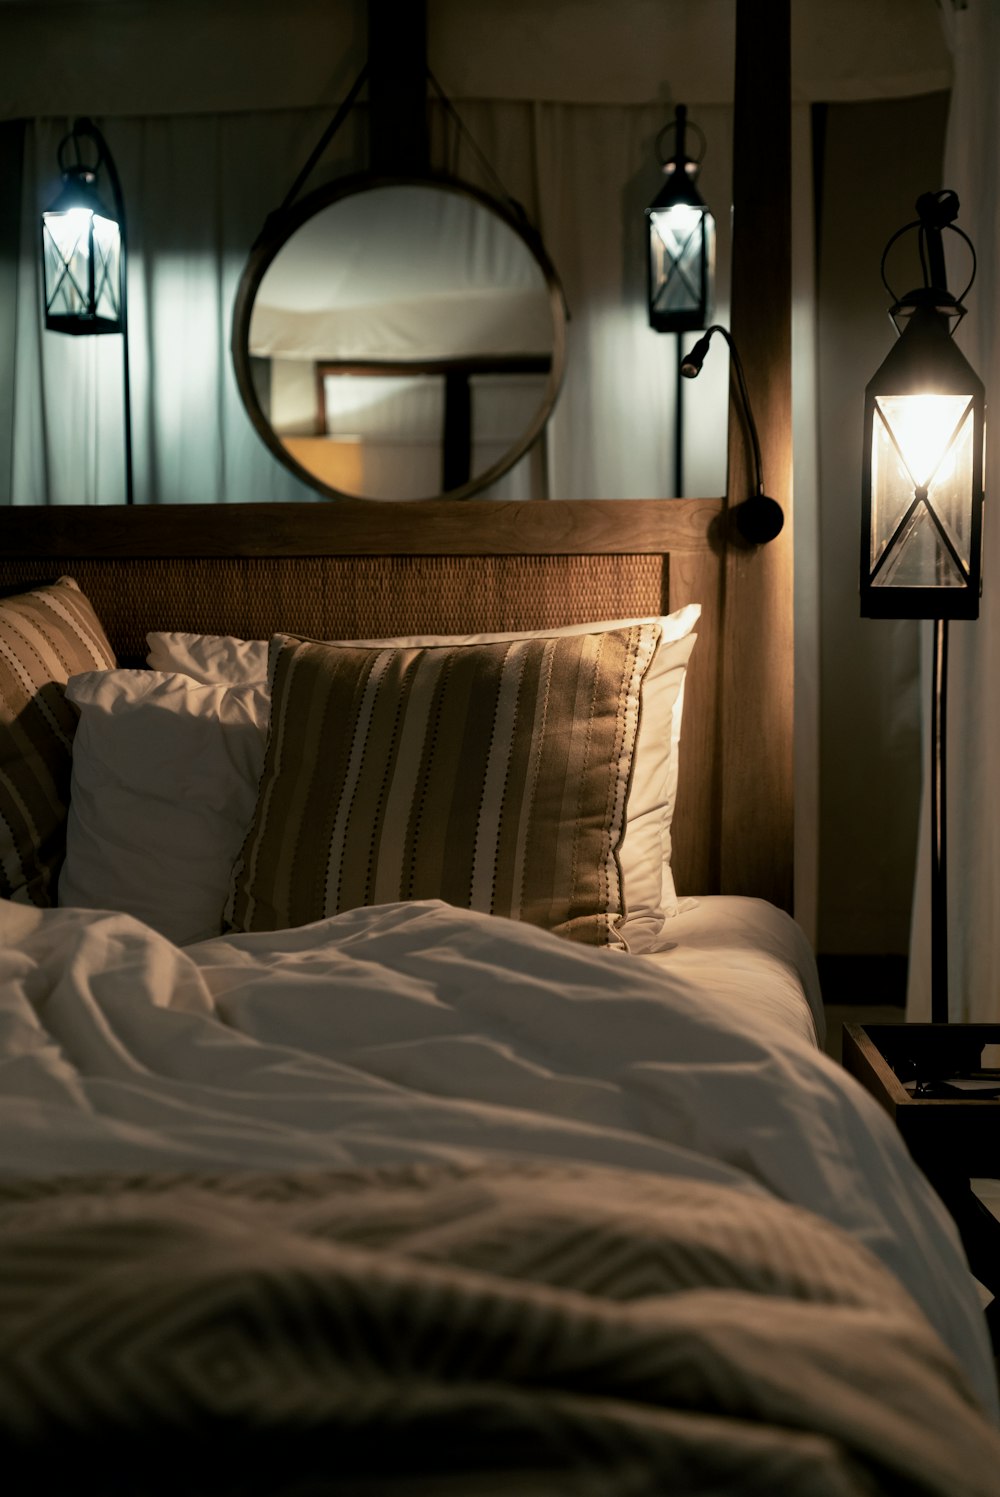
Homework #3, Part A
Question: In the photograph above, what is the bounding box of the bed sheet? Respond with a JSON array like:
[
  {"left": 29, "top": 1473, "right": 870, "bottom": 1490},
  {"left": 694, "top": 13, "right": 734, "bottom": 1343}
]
[
  {"left": 637, "top": 895, "right": 824, "bottom": 1050},
  {"left": 0, "top": 893, "right": 994, "bottom": 1422}
]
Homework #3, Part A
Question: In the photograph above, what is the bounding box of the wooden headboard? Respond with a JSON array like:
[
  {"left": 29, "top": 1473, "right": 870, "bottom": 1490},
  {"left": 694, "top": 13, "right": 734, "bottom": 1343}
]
[
  {"left": 0, "top": 0, "right": 792, "bottom": 911},
  {"left": 0, "top": 490, "right": 786, "bottom": 907}
]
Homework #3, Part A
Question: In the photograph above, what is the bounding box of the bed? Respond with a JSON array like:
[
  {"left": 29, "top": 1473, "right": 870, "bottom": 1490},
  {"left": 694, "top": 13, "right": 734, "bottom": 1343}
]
[
  {"left": 1, "top": 3, "right": 999, "bottom": 1493},
  {"left": 5, "top": 477, "right": 1000, "bottom": 1486}
]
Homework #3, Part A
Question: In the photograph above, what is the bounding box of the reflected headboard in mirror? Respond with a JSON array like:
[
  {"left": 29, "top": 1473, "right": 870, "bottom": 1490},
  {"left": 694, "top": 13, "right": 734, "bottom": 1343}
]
[{"left": 231, "top": 173, "right": 567, "bottom": 504}]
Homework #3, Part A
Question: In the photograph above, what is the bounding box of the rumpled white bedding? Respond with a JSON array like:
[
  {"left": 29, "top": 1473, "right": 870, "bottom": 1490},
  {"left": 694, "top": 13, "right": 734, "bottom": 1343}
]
[
  {"left": 639, "top": 894, "right": 825, "bottom": 1048},
  {"left": 1, "top": 891, "right": 994, "bottom": 1419}
]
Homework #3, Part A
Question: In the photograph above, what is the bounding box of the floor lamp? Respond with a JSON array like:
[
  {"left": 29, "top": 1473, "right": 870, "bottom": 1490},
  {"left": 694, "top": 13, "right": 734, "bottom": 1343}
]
[
  {"left": 40, "top": 117, "right": 134, "bottom": 505},
  {"left": 860, "top": 190, "right": 985, "bottom": 1025}
]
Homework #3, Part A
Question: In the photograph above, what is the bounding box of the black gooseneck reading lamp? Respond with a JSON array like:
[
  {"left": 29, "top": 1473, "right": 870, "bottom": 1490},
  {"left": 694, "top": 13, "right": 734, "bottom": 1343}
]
[
  {"left": 681, "top": 323, "right": 784, "bottom": 544},
  {"left": 40, "top": 117, "right": 134, "bottom": 505},
  {"left": 861, "top": 190, "right": 985, "bottom": 1025}
]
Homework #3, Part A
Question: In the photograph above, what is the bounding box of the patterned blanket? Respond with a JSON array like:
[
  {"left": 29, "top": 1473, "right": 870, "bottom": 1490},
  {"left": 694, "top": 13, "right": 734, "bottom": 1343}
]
[{"left": 1, "top": 1160, "right": 997, "bottom": 1496}]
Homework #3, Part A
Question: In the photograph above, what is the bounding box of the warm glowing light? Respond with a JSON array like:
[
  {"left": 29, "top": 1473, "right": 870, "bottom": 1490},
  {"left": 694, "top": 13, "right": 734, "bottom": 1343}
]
[
  {"left": 876, "top": 392, "right": 971, "bottom": 487},
  {"left": 647, "top": 201, "right": 715, "bottom": 331},
  {"left": 869, "top": 390, "right": 976, "bottom": 588},
  {"left": 650, "top": 203, "right": 704, "bottom": 255}
]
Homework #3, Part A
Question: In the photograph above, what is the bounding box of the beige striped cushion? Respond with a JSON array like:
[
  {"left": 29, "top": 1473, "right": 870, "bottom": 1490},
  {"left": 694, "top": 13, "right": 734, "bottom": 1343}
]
[
  {"left": 227, "top": 623, "right": 663, "bottom": 946},
  {"left": 0, "top": 577, "right": 116, "bottom": 906}
]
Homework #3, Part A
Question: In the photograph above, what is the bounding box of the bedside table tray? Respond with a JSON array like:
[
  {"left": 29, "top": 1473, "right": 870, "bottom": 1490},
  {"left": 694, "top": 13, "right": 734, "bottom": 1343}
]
[{"left": 843, "top": 1024, "right": 1000, "bottom": 1176}]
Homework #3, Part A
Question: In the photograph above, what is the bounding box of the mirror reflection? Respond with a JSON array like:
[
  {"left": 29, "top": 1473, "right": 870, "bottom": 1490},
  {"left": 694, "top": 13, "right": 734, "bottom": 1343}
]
[{"left": 236, "top": 178, "right": 565, "bottom": 501}]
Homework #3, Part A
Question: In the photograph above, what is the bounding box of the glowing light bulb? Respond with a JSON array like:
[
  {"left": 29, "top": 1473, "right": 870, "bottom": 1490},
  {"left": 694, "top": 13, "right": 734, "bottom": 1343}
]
[
  {"left": 650, "top": 203, "right": 703, "bottom": 253},
  {"left": 877, "top": 392, "right": 970, "bottom": 488}
]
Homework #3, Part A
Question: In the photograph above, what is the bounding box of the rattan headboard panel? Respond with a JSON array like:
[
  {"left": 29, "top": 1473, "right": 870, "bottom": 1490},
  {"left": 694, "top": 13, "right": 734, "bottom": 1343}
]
[
  {"left": 0, "top": 553, "right": 667, "bottom": 665},
  {"left": 0, "top": 496, "right": 762, "bottom": 904}
]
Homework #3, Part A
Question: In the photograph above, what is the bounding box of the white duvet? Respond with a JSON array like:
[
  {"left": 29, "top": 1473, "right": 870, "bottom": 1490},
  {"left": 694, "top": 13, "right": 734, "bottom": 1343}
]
[{"left": 1, "top": 891, "right": 995, "bottom": 1419}]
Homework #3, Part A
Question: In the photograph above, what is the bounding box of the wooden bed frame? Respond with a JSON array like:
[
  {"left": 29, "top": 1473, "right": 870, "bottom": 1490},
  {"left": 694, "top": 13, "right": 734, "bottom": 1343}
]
[{"left": 0, "top": 0, "right": 792, "bottom": 912}]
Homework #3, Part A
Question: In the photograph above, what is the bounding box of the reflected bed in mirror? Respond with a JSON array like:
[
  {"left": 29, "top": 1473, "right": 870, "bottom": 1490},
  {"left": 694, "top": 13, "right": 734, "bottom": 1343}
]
[{"left": 231, "top": 174, "right": 567, "bottom": 502}]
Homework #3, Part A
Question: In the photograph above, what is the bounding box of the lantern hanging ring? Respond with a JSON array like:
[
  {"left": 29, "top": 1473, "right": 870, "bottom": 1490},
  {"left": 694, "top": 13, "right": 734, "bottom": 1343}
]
[
  {"left": 655, "top": 110, "right": 706, "bottom": 175},
  {"left": 56, "top": 118, "right": 107, "bottom": 181},
  {"left": 879, "top": 189, "right": 977, "bottom": 318}
]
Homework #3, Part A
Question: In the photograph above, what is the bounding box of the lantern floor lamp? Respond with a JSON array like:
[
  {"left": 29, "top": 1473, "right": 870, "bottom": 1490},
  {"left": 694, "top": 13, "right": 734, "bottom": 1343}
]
[
  {"left": 860, "top": 190, "right": 985, "bottom": 1024},
  {"left": 645, "top": 104, "right": 716, "bottom": 496},
  {"left": 41, "top": 117, "right": 133, "bottom": 505}
]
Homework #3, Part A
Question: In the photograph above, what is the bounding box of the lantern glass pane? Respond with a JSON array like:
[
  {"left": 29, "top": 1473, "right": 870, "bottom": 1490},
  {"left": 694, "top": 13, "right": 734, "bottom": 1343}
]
[
  {"left": 649, "top": 204, "right": 713, "bottom": 317},
  {"left": 42, "top": 209, "right": 120, "bottom": 322},
  {"left": 871, "top": 393, "right": 974, "bottom": 589},
  {"left": 91, "top": 214, "right": 121, "bottom": 322},
  {"left": 43, "top": 208, "right": 89, "bottom": 316}
]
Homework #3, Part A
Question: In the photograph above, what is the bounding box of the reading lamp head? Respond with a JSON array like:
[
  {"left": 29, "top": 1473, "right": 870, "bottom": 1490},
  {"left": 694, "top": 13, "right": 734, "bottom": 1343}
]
[{"left": 680, "top": 331, "right": 713, "bottom": 379}]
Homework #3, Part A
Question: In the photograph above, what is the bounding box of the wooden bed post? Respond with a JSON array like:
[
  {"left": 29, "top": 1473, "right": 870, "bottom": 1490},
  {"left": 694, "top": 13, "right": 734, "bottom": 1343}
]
[{"left": 721, "top": 0, "right": 794, "bottom": 911}]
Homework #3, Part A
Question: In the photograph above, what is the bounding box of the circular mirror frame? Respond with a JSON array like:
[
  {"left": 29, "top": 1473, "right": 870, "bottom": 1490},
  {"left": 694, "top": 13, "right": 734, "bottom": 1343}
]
[{"left": 231, "top": 171, "right": 567, "bottom": 503}]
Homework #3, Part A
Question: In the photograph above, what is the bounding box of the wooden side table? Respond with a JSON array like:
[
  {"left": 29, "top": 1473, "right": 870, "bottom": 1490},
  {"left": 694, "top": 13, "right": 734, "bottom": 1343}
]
[{"left": 843, "top": 1022, "right": 1000, "bottom": 1349}]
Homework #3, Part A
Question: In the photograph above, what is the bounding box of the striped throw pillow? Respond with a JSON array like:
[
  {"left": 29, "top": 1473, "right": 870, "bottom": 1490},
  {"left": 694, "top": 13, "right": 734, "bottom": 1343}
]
[
  {"left": 0, "top": 577, "right": 116, "bottom": 906},
  {"left": 227, "top": 623, "right": 663, "bottom": 946}
]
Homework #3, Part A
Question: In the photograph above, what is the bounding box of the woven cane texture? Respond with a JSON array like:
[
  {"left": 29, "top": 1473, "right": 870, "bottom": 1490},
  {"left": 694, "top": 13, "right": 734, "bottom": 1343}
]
[{"left": 0, "top": 554, "right": 667, "bottom": 665}]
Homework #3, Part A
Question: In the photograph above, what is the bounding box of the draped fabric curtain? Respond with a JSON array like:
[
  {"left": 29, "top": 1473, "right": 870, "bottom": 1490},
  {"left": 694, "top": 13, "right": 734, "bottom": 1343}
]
[{"left": 907, "top": 0, "right": 1000, "bottom": 1021}]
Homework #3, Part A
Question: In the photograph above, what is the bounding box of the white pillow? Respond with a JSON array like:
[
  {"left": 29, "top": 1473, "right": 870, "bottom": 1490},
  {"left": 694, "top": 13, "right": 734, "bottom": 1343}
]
[
  {"left": 146, "top": 630, "right": 268, "bottom": 686},
  {"left": 58, "top": 671, "right": 269, "bottom": 946},
  {"left": 147, "top": 614, "right": 695, "bottom": 680},
  {"left": 148, "top": 609, "right": 700, "bottom": 938}
]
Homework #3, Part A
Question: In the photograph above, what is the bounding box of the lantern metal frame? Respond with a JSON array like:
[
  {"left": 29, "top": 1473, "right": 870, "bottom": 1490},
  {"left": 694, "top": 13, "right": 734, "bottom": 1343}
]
[
  {"left": 645, "top": 105, "right": 715, "bottom": 336},
  {"left": 42, "top": 174, "right": 121, "bottom": 335},
  {"left": 860, "top": 192, "right": 984, "bottom": 621},
  {"left": 860, "top": 190, "right": 986, "bottom": 1026},
  {"left": 40, "top": 117, "right": 133, "bottom": 504}
]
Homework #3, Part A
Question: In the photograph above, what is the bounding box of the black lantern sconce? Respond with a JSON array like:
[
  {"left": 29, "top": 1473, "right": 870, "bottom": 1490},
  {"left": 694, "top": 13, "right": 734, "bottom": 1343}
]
[
  {"left": 861, "top": 190, "right": 986, "bottom": 1026},
  {"left": 861, "top": 190, "right": 984, "bottom": 621},
  {"left": 646, "top": 105, "right": 716, "bottom": 335},
  {"left": 40, "top": 117, "right": 133, "bottom": 504}
]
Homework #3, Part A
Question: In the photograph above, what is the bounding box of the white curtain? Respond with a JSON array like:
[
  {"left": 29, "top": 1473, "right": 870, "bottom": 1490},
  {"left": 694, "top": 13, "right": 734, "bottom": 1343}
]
[{"left": 907, "top": 0, "right": 1000, "bottom": 1020}]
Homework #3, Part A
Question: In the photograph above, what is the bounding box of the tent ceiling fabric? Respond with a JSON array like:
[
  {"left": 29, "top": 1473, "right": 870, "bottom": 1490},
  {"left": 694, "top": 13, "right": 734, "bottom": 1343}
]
[{"left": 0, "top": 0, "right": 950, "bottom": 119}]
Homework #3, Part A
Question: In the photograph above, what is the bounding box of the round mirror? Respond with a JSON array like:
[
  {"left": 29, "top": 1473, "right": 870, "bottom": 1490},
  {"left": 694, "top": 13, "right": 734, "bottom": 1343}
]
[{"left": 231, "top": 173, "right": 566, "bottom": 502}]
